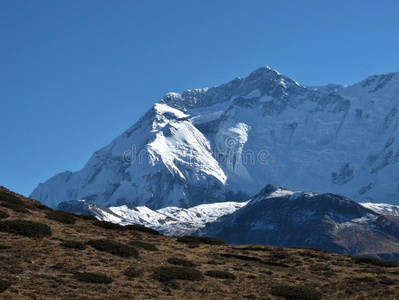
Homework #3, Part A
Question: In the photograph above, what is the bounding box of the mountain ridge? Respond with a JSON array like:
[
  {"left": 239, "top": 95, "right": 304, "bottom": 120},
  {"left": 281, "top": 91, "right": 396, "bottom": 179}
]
[
  {"left": 203, "top": 184, "right": 399, "bottom": 260},
  {"left": 56, "top": 183, "right": 399, "bottom": 261}
]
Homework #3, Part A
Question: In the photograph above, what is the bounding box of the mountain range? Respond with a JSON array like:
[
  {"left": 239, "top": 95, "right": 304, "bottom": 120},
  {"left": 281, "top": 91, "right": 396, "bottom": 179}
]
[
  {"left": 59, "top": 184, "right": 399, "bottom": 260},
  {"left": 30, "top": 66, "right": 399, "bottom": 209}
]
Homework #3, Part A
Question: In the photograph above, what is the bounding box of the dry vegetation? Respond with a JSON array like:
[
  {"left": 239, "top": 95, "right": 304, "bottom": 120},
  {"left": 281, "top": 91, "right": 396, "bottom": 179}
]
[{"left": 1, "top": 186, "right": 399, "bottom": 299}]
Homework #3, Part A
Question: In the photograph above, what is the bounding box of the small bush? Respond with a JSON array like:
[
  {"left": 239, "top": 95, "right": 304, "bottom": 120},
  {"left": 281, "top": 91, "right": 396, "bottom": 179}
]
[
  {"left": 207, "top": 260, "right": 224, "bottom": 265},
  {"left": 46, "top": 210, "right": 77, "bottom": 224},
  {"left": 33, "top": 202, "right": 51, "bottom": 210},
  {"left": 352, "top": 256, "right": 399, "bottom": 268},
  {"left": 93, "top": 220, "right": 125, "bottom": 230},
  {"left": 74, "top": 272, "right": 113, "bottom": 284},
  {"left": 129, "top": 240, "right": 158, "bottom": 251},
  {"left": 0, "top": 193, "right": 24, "bottom": 205},
  {"left": 0, "top": 244, "right": 10, "bottom": 250},
  {"left": 0, "top": 202, "right": 30, "bottom": 213},
  {"left": 125, "top": 267, "right": 142, "bottom": 278},
  {"left": 167, "top": 257, "right": 197, "bottom": 268},
  {"left": 270, "top": 285, "right": 322, "bottom": 300},
  {"left": 0, "top": 210, "right": 9, "bottom": 219},
  {"left": 153, "top": 267, "right": 203, "bottom": 282},
  {"left": 220, "top": 253, "right": 262, "bottom": 262},
  {"left": 88, "top": 239, "right": 139, "bottom": 258},
  {"left": 79, "top": 214, "right": 98, "bottom": 221},
  {"left": 125, "top": 224, "right": 160, "bottom": 235},
  {"left": 300, "top": 250, "right": 328, "bottom": 259},
  {"left": 187, "top": 242, "right": 200, "bottom": 248},
  {"left": 0, "top": 220, "right": 52, "bottom": 238},
  {"left": 379, "top": 278, "right": 395, "bottom": 285},
  {"left": 60, "top": 241, "right": 87, "bottom": 250},
  {"left": 177, "top": 236, "right": 226, "bottom": 245},
  {"left": 0, "top": 280, "right": 11, "bottom": 293},
  {"left": 262, "top": 260, "right": 289, "bottom": 268},
  {"left": 269, "top": 249, "right": 289, "bottom": 260},
  {"left": 205, "top": 270, "right": 236, "bottom": 280}
]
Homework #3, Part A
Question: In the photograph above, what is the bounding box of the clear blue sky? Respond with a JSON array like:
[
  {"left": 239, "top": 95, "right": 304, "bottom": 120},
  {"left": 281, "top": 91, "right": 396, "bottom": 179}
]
[{"left": 1, "top": 0, "right": 399, "bottom": 196}]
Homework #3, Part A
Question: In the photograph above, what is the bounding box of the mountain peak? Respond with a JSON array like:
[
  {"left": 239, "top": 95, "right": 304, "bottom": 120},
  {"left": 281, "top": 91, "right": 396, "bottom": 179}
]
[
  {"left": 244, "top": 65, "right": 282, "bottom": 82},
  {"left": 31, "top": 67, "right": 399, "bottom": 209},
  {"left": 249, "top": 185, "right": 314, "bottom": 205}
]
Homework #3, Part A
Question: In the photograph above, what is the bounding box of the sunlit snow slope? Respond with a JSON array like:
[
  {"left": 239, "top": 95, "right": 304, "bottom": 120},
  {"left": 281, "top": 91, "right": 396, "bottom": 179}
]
[{"left": 57, "top": 199, "right": 247, "bottom": 236}]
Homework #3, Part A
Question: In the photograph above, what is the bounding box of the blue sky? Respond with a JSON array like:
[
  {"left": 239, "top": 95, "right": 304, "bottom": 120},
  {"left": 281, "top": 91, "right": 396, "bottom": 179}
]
[{"left": 1, "top": 0, "right": 399, "bottom": 196}]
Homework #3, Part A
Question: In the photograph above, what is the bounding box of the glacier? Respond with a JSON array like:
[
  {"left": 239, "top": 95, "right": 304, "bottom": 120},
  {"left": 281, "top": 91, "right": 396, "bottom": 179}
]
[{"left": 31, "top": 66, "right": 399, "bottom": 208}]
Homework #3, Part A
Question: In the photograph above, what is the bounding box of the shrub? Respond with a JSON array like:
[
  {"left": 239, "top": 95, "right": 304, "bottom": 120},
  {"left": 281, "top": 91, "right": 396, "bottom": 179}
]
[
  {"left": 46, "top": 210, "right": 77, "bottom": 224},
  {"left": 205, "top": 270, "right": 236, "bottom": 280},
  {"left": 88, "top": 239, "right": 139, "bottom": 258},
  {"left": 0, "top": 202, "right": 30, "bottom": 213},
  {"left": 0, "top": 210, "right": 9, "bottom": 219},
  {"left": 187, "top": 242, "right": 200, "bottom": 248},
  {"left": 220, "top": 253, "right": 262, "bottom": 262},
  {"left": 262, "top": 260, "right": 289, "bottom": 268},
  {"left": 74, "top": 272, "right": 113, "bottom": 284},
  {"left": 352, "top": 256, "right": 399, "bottom": 268},
  {"left": 0, "top": 220, "right": 52, "bottom": 238},
  {"left": 93, "top": 220, "right": 125, "bottom": 230},
  {"left": 269, "top": 249, "right": 289, "bottom": 260},
  {"left": 207, "top": 260, "right": 224, "bottom": 265},
  {"left": 299, "top": 250, "right": 328, "bottom": 259},
  {"left": 153, "top": 267, "right": 203, "bottom": 282},
  {"left": 379, "top": 278, "right": 395, "bottom": 285},
  {"left": 125, "top": 224, "right": 160, "bottom": 235},
  {"left": 167, "top": 257, "right": 197, "bottom": 268},
  {"left": 0, "top": 244, "right": 10, "bottom": 250},
  {"left": 129, "top": 240, "right": 158, "bottom": 251},
  {"left": 79, "top": 214, "right": 98, "bottom": 221},
  {"left": 33, "top": 202, "right": 51, "bottom": 210},
  {"left": 0, "top": 193, "right": 24, "bottom": 205},
  {"left": 0, "top": 280, "right": 11, "bottom": 293},
  {"left": 270, "top": 285, "right": 322, "bottom": 300},
  {"left": 177, "top": 236, "right": 226, "bottom": 245},
  {"left": 60, "top": 241, "right": 87, "bottom": 250},
  {"left": 125, "top": 267, "right": 142, "bottom": 278}
]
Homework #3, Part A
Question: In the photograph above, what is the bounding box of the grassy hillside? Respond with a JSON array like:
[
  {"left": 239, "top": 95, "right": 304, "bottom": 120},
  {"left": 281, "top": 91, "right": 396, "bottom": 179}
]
[{"left": 1, "top": 186, "right": 399, "bottom": 299}]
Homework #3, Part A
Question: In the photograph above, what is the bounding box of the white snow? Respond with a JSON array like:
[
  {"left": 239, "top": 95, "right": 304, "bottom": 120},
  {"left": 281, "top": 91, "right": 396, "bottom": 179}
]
[
  {"left": 361, "top": 203, "right": 399, "bottom": 216},
  {"left": 89, "top": 200, "right": 249, "bottom": 236},
  {"left": 243, "top": 89, "right": 261, "bottom": 99}
]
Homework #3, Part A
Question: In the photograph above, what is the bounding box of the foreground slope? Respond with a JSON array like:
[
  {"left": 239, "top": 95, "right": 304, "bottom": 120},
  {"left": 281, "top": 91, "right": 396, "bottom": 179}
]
[
  {"left": 31, "top": 67, "right": 399, "bottom": 209},
  {"left": 2, "top": 186, "right": 399, "bottom": 299}
]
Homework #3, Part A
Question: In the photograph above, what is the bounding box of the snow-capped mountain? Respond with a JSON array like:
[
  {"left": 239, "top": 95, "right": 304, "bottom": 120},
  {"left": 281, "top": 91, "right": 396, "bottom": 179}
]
[
  {"left": 57, "top": 199, "right": 247, "bottom": 236},
  {"left": 31, "top": 66, "right": 399, "bottom": 209},
  {"left": 203, "top": 184, "right": 399, "bottom": 260},
  {"left": 361, "top": 202, "right": 399, "bottom": 217}
]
